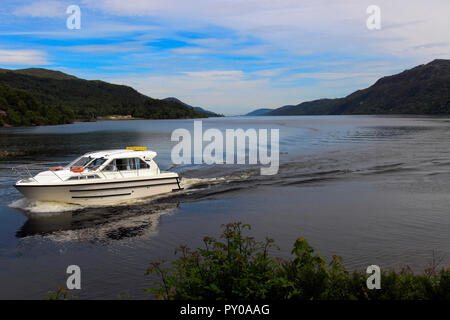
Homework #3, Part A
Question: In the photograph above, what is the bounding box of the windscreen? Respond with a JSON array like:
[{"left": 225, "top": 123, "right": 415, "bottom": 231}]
[
  {"left": 86, "top": 158, "right": 107, "bottom": 170},
  {"left": 67, "top": 156, "right": 92, "bottom": 169}
]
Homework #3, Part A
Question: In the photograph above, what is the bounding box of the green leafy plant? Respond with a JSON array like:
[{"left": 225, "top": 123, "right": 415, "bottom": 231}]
[
  {"left": 146, "top": 222, "right": 450, "bottom": 300},
  {"left": 145, "top": 222, "right": 281, "bottom": 300},
  {"left": 45, "top": 286, "right": 78, "bottom": 300}
]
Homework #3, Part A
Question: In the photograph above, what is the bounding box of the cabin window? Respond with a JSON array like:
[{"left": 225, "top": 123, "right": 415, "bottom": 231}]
[
  {"left": 86, "top": 158, "right": 107, "bottom": 170},
  {"left": 103, "top": 159, "right": 117, "bottom": 171},
  {"left": 70, "top": 156, "right": 92, "bottom": 168},
  {"left": 67, "top": 174, "right": 100, "bottom": 181},
  {"left": 114, "top": 158, "right": 134, "bottom": 171},
  {"left": 136, "top": 158, "right": 150, "bottom": 169},
  {"left": 112, "top": 158, "right": 148, "bottom": 171}
]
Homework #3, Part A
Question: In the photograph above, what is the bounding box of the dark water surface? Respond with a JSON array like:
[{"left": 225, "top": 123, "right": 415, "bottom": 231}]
[{"left": 1, "top": 116, "right": 449, "bottom": 299}]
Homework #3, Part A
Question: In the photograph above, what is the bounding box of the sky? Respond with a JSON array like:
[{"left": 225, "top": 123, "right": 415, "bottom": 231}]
[{"left": 0, "top": 0, "right": 449, "bottom": 115}]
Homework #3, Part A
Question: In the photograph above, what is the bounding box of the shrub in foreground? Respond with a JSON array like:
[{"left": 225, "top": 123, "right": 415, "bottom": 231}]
[{"left": 146, "top": 222, "right": 450, "bottom": 300}]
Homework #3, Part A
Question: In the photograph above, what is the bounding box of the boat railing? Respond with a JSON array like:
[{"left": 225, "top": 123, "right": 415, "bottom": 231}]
[
  {"left": 12, "top": 161, "right": 155, "bottom": 183},
  {"left": 11, "top": 162, "right": 70, "bottom": 182}
]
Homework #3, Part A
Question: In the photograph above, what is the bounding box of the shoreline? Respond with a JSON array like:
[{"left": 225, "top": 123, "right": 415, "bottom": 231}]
[
  {"left": 0, "top": 150, "right": 25, "bottom": 159},
  {"left": 1, "top": 114, "right": 450, "bottom": 130},
  {"left": 0, "top": 114, "right": 216, "bottom": 128}
]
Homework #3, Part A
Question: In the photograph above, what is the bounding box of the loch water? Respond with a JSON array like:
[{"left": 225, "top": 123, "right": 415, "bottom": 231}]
[{"left": 1, "top": 115, "right": 449, "bottom": 299}]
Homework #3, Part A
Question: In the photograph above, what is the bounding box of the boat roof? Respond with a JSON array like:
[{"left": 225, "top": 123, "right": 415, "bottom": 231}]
[{"left": 83, "top": 149, "right": 157, "bottom": 159}]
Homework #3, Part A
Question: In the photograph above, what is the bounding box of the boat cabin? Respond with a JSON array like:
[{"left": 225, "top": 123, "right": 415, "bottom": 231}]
[{"left": 66, "top": 149, "right": 160, "bottom": 178}]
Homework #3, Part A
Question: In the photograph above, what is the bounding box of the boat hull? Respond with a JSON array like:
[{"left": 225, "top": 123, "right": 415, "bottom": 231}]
[{"left": 15, "top": 176, "right": 182, "bottom": 205}]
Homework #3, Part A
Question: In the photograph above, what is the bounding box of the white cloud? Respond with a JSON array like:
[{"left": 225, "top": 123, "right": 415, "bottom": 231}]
[
  {"left": 251, "top": 68, "right": 287, "bottom": 77},
  {"left": 13, "top": 1, "right": 67, "bottom": 18},
  {"left": 0, "top": 22, "right": 161, "bottom": 39},
  {"left": 0, "top": 49, "right": 50, "bottom": 65},
  {"left": 8, "top": 0, "right": 450, "bottom": 112},
  {"left": 285, "top": 72, "right": 380, "bottom": 81},
  {"left": 66, "top": 42, "right": 144, "bottom": 53},
  {"left": 80, "top": 0, "right": 450, "bottom": 62},
  {"left": 182, "top": 70, "right": 244, "bottom": 80},
  {"left": 230, "top": 45, "right": 271, "bottom": 56},
  {"left": 171, "top": 47, "right": 211, "bottom": 55}
]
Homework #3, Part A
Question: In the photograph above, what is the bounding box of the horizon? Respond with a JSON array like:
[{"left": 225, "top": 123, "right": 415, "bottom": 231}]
[{"left": 1, "top": 1, "right": 450, "bottom": 115}]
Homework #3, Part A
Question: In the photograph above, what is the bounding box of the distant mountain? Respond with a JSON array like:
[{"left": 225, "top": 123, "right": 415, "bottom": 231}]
[
  {"left": 0, "top": 69, "right": 209, "bottom": 126},
  {"left": 269, "top": 99, "right": 341, "bottom": 116},
  {"left": 267, "top": 59, "right": 450, "bottom": 115},
  {"left": 163, "top": 97, "right": 223, "bottom": 117},
  {"left": 245, "top": 108, "right": 273, "bottom": 116},
  {"left": 0, "top": 68, "right": 78, "bottom": 80}
]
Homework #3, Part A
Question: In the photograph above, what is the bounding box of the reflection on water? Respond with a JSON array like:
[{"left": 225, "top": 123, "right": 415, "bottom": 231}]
[
  {"left": 1, "top": 116, "right": 450, "bottom": 298},
  {"left": 14, "top": 199, "right": 179, "bottom": 241}
]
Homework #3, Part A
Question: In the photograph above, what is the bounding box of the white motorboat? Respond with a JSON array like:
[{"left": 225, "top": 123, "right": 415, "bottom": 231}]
[{"left": 14, "top": 147, "right": 182, "bottom": 205}]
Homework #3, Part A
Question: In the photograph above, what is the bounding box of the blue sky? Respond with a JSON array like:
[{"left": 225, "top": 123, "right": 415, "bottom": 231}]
[{"left": 1, "top": 0, "right": 449, "bottom": 115}]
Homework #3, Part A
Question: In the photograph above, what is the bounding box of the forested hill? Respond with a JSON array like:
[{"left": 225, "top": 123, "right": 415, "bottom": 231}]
[
  {"left": 267, "top": 59, "right": 450, "bottom": 116},
  {"left": 162, "top": 97, "right": 223, "bottom": 117},
  {"left": 0, "top": 68, "right": 208, "bottom": 127},
  {"left": 245, "top": 108, "right": 273, "bottom": 116}
]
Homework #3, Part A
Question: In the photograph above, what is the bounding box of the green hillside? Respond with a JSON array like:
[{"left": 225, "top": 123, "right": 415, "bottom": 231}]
[
  {"left": 0, "top": 67, "right": 78, "bottom": 80},
  {"left": 267, "top": 59, "right": 450, "bottom": 116},
  {"left": 0, "top": 68, "right": 208, "bottom": 126},
  {"left": 245, "top": 108, "right": 273, "bottom": 116},
  {"left": 162, "top": 97, "right": 223, "bottom": 117},
  {"left": 0, "top": 84, "right": 74, "bottom": 126}
]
